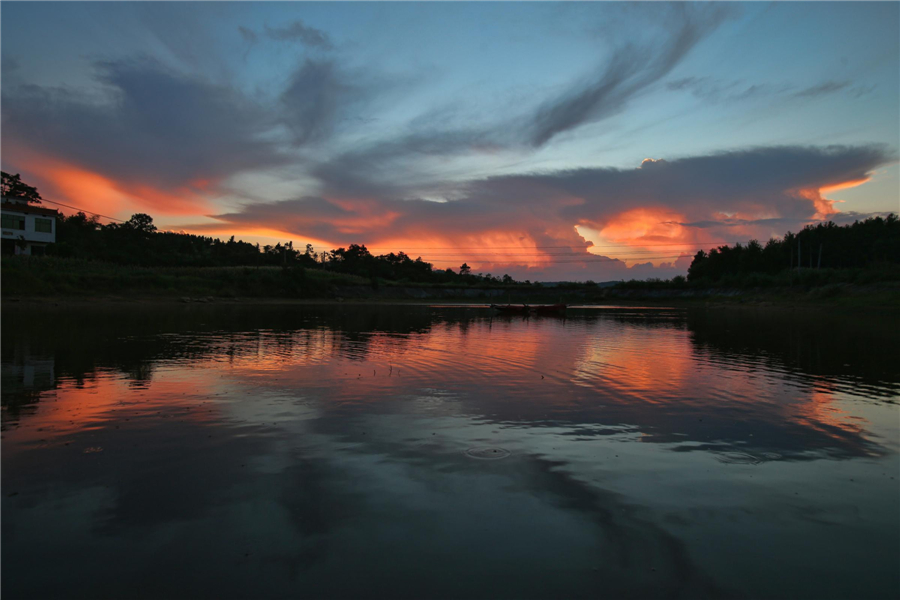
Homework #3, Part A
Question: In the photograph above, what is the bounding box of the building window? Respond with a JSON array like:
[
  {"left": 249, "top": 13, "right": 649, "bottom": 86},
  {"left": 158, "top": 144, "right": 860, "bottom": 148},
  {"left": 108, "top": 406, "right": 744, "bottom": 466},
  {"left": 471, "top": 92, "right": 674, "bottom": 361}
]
[
  {"left": 34, "top": 218, "right": 53, "bottom": 233},
  {"left": 1, "top": 214, "right": 25, "bottom": 230}
]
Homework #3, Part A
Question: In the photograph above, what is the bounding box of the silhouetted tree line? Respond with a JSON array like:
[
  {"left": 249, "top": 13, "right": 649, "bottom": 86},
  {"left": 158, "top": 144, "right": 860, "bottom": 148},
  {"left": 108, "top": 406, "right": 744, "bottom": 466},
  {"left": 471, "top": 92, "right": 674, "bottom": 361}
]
[
  {"left": 50, "top": 212, "right": 285, "bottom": 267},
  {"left": 48, "top": 211, "right": 519, "bottom": 285},
  {"left": 687, "top": 215, "right": 900, "bottom": 282}
]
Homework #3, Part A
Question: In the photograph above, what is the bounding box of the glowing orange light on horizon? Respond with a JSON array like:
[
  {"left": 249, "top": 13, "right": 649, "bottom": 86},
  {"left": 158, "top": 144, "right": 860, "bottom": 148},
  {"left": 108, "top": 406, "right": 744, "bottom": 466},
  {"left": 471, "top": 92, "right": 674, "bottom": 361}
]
[
  {"left": 174, "top": 224, "right": 333, "bottom": 250},
  {"left": 7, "top": 148, "right": 212, "bottom": 218},
  {"left": 365, "top": 233, "right": 565, "bottom": 271},
  {"left": 40, "top": 163, "right": 130, "bottom": 217},
  {"left": 593, "top": 207, "right": 710, "bottom": 266}
]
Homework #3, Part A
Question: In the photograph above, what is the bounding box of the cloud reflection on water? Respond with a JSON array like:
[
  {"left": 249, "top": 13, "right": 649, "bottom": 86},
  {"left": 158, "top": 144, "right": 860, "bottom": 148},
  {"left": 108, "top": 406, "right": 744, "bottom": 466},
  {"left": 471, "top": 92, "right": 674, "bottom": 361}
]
[{"left": 2, "top": 305, "right": 898, "bottom": 599}]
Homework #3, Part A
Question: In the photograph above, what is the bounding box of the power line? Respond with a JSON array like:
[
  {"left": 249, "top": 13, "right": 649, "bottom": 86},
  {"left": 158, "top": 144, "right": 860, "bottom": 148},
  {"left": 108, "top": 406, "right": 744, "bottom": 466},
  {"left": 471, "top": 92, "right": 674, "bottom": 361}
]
[
  {"left": 365, "top": 249, "right": 709, "bottom": 254},
  {"left": 462, "top": 255, "right": 687, "bottom": 262},
  {"left": 387, "top": 251, "right": 701, "bottom": 257},
  {"left": 38, "top": 198, "right": 126, "bottom": 223},
  {"left": 362, "top": 241, "right": 742, "bottom": 250},
  {"left": 359, "top": 251, "right": 703, "bottom": 259}
]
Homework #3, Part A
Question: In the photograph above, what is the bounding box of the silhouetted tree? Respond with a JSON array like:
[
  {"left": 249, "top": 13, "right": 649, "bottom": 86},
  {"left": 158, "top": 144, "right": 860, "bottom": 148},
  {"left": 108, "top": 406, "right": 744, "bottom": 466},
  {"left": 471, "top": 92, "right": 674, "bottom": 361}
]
[
  {"left": 1, "top": 171, "right": 43, "bottom": 204},
  {"left": 123, "top": 213, "right": 157, "bottom": 235}
]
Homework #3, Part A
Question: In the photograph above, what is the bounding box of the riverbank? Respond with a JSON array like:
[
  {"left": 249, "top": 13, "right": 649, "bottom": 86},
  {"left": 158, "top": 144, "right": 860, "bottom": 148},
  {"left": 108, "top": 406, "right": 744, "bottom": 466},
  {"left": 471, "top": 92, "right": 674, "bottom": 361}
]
[
  {"left": 3, "top": 256, "right": 899, "bottom": 310},
  {"left": 5, "top": 285, "right": 899, "bottom": 312}
]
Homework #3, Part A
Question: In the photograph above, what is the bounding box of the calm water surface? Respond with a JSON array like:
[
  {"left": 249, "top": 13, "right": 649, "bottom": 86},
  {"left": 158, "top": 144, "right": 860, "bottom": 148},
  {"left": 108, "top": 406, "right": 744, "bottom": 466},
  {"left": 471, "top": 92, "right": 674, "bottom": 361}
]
[{"left": 2, "top": 304, "right": 898, "bottom": 599}]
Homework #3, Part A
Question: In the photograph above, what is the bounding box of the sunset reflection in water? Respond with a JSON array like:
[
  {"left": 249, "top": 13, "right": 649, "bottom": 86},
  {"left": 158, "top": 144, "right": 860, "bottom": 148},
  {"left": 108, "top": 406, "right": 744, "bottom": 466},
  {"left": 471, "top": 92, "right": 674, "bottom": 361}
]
[{"left": 3, "top": 305, "right": 898, "bottom": 599}]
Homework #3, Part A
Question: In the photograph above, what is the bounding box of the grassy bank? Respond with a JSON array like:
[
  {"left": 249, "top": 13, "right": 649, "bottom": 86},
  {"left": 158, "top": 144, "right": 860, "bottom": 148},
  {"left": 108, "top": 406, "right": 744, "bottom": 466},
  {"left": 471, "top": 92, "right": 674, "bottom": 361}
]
[
  {"left": 1, "top": 256, "right": 373, "bottom": 298},
  {"left": 3, "top": 256, "right": 899, "bottom": 309},
  {"left": 0, "top": 256, "right": 530, "bottom": 300}
]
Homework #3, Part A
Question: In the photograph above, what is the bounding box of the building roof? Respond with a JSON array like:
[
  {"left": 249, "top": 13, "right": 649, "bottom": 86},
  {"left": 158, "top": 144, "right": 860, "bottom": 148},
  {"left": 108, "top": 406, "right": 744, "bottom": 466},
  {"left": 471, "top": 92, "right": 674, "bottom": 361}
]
[{"left": 1, "top": 200, "right": 59, "bottom": 217}]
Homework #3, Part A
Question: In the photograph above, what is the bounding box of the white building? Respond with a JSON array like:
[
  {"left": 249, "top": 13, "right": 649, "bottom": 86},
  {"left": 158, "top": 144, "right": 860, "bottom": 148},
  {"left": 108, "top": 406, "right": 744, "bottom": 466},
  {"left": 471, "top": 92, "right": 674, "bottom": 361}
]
[{"left": 1, "top": 197, "right": 58, "bottom": 255}]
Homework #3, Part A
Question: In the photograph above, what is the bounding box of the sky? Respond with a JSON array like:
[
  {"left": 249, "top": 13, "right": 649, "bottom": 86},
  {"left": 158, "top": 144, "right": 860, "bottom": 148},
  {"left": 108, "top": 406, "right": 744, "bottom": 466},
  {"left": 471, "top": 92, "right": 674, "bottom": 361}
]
[{"left": 2, "top": 1, "right": 898, "bottom": 281}]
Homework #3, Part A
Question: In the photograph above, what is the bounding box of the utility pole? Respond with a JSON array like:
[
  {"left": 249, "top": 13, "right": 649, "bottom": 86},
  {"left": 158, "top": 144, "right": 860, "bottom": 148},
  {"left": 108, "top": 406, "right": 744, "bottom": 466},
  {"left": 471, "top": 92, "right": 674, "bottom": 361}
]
[{"left": 818, "top": 244, "right": 823, "bottom": 269}]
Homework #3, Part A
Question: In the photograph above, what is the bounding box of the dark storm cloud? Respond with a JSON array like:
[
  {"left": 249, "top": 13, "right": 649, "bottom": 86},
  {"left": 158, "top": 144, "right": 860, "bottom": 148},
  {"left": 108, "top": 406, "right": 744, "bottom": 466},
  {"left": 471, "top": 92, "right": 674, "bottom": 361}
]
[
  {"left": 264, "top": 20, "right": 333, "bottom": 50},
  {"left": 310, "top": 125, "right": 502, "bottom": 198},
  {"left": 1, "top": 58, "right": 288, "bottom": 189},
  {"left": 676, "top": 211, "right": 897, "bottom": 230},
  {"left": 209, "top": 145, "right": 893, "bottom": 247},
  {"left": 536, "top": 144, "right": 893, "bottom": 223}
]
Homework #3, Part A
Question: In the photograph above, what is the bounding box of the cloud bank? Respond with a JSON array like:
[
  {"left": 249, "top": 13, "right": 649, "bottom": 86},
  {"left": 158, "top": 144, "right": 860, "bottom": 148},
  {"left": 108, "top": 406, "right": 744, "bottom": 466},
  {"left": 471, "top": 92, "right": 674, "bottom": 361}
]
[{"left": 202, "top": 145, "right": 892, "bottom": 281}]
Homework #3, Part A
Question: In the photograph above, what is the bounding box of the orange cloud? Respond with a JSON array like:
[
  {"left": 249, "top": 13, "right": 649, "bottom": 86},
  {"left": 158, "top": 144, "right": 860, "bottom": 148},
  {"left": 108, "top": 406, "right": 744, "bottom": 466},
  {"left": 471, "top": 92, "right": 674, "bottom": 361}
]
[
  {"left": 174, "top": 223, "right": 333, "bottom": 251},
  {"left": 128, "top": 183, "right": 212, "bottom": 216},
  {"left": 794, "top": 188, "right": 838, "bottom": 219},
  {"left": 327, "top": 198, "right": 404, "bottom": 235},
  {"left": 6, "top": 148, "right": 212, "bottom": 219},
  {"left": 593, "top": 208, "right": 720, "bottom": 266},
  {"left": 362, "top": 231, "right": 594, "bottom": 272},
  {"left": 791, "top": 177, "right": 871, "bottom": 220},
  {"left": 44, "top": 163, "right": 130, "bottom": 218},
  {"left": 819, "top": 177, "right": 871, "bottom": 195},
  {"left": 799, "top": 177, "right": 872, "bottom": 219}
]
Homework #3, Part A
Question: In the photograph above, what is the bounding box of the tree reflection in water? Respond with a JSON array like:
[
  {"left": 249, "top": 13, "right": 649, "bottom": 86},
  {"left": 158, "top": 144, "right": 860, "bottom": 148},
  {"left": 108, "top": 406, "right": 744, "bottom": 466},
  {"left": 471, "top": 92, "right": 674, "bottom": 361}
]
[{"left": 2, "top": 304, "right": 898, "bottom": 599}]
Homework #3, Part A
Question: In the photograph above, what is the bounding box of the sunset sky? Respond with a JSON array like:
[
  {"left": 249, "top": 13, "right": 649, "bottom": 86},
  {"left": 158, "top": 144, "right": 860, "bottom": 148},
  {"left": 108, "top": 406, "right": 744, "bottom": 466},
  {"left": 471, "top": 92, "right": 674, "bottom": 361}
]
[{"left": 2, "top": 1, "right": 898, "bottom": 280}]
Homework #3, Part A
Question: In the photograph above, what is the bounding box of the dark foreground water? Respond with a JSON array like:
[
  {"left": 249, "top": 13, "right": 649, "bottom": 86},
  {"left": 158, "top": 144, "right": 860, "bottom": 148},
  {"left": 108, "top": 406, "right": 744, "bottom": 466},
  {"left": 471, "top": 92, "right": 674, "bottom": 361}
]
[{"left": 2, "top": 304, "right": 898, "bottom": 600}]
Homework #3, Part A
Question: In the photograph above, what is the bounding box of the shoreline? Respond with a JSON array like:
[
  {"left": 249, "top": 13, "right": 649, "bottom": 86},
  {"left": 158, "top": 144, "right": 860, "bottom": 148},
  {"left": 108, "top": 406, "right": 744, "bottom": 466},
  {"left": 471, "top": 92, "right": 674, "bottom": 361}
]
[{"left": 3, "top": 288, "right": 898, "bottom": 312}]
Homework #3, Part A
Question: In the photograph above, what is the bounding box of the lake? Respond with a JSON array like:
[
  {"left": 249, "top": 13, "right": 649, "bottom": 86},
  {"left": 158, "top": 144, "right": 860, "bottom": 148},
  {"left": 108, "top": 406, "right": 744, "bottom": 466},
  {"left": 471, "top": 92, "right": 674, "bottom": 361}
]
[{"left": 2, "top": 304, "right": 898, "bottom": 599}]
